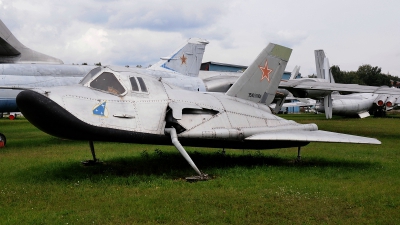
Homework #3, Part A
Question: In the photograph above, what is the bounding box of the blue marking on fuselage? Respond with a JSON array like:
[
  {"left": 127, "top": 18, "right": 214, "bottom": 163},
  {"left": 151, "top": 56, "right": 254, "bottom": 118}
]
[{"left": 93, "top": 102, "right": 107, "bottom": 116}]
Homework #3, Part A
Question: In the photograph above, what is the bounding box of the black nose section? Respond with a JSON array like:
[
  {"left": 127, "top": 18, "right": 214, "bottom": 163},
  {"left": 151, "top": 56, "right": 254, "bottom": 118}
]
[
  {"left": 16, "top": 90, "right": 165, "bottom": 143},
  {"left": 16, "top": 90, "right": 82, "bottom": 139},
  {"left": 17, "top": 90, "right": 106, "bottom": 140}
]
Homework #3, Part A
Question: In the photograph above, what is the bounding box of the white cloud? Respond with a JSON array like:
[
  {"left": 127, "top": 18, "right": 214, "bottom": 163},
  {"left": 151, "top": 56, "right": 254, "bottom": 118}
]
[
  {"left": 268, "top": 30, "right": 309, "bottom": 48},
  {"left": 66, "top": 28, "right": 109, "bottom": 55}
]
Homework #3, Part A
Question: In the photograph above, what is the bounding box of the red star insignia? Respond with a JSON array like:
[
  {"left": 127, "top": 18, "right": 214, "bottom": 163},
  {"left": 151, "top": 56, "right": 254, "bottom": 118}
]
[
  {"left": 259, "top": 60, "right": 273, "bottom": 82},
  {"left": 180, "top": 54, "right": 187, "bottom": 65}
]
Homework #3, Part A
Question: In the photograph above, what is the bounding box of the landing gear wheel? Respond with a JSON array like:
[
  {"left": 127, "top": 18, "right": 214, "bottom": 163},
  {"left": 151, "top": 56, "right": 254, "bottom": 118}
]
[{"left": 81, "top": 141, "right": 102, "bottom": 166}]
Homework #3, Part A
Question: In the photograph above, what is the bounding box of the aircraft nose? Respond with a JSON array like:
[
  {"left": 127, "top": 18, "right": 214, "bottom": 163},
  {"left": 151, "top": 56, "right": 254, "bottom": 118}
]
[
  {"left": 16, "top": 90, "right": 68, "bottom": 136},
  {"left": 17, "top": 90, "right": 54, "bottom": 120}
]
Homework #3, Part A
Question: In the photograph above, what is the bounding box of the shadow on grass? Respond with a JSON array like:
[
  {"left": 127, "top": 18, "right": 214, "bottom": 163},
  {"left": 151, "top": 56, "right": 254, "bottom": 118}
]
[{"left": 15, "top": 149, "right": 379, "bottom": 184}]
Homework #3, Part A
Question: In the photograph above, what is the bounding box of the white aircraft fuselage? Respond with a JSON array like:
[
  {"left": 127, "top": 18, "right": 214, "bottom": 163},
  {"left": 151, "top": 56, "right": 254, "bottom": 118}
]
[
  {"left": 316, "top": 93, "right": 378, "bottom": 117},
  {"left": 16, "top": 67, "right": 310, "bottom": 150}
]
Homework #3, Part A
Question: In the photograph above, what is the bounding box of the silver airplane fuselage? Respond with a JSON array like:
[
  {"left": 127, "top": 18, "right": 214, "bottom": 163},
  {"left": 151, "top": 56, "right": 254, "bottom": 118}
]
[
  {"left": 16, "top": 66, "right": 311, "bottom": 150},
  {"left": 316, "top": 93, "right": 378, "bottom": 116}
]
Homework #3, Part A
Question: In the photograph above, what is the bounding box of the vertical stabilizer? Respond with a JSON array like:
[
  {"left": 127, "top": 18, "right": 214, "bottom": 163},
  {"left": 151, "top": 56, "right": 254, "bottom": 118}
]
[
  {"left": 289, "top": 65, "right": 300, "bottom": 80},
  {"left": 149, "top": 38, "right": 208, "bottom": 77},
  {"left": 323, "top": 57, "right": 335, "bottom": 83},
  {"left": 319, "top": 51, "right": 335, "bottom": 119},
  {"left": 226, "top": 43, "right": 292, "bottom": 105},
  {"left": 314, "top": 49, "right": 326, "bottom": 79},
  {"left": 315, "top": 49, "right": 335, "bottom": 83},
  {"left": 0, "top": 19, "right": 63, "bottom": 64}
]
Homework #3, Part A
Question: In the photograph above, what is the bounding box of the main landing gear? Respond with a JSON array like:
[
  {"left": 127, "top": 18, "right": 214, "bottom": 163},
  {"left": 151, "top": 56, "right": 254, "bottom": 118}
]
[
  {"left": 165, "top": 128, "right": 209, "bottom": 181},
  {"left": 296, "top": 146, "right": 302, "bottom": 162},
  {"left": 81, "top": 140, "right": 102, "bottom": 165}
]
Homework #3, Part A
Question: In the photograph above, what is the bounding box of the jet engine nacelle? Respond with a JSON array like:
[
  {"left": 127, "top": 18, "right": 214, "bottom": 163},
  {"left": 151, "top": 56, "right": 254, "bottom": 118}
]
[
  {"left": 374, "top": 94, "right": 388, "bottom": 107},
  {"left": 385, "top": 95, "right": 398, "bottom": 108}
]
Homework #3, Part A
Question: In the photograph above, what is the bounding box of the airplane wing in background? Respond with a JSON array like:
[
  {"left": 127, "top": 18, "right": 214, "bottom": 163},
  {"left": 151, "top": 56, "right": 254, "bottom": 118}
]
[
  {"left": 279, "top": 79, "right": 400, "bottom": 95},
  {"left": 269, "top": 101, "right": 315, "bottom": 109}
]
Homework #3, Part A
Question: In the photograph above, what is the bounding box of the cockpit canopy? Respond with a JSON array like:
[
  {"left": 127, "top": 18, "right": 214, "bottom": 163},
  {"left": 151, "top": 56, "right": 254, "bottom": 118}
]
[
  {"left": 90, "top": 72, "right": 126, "bottom": 95},
  {"left": 80, "top": 66, "right": 149, "bottom": 96}
]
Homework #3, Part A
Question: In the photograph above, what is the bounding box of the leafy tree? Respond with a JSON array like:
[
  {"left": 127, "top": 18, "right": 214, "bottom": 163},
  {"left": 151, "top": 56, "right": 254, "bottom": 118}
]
[
  {"left": 331, "top": 64, "right": 398, "bottom": 87},
  {"left": 357, "top": 64, "right": 391, "bottom": 86}
]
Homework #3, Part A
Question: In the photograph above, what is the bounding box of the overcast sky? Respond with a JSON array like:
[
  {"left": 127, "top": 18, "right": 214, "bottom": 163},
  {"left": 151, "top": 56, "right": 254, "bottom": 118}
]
[{"left": 1, "top": 0, "right": 399, "bottom": 76}]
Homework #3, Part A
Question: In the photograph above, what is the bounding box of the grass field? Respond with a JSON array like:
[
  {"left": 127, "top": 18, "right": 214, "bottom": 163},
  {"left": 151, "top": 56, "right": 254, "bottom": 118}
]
[{"left": 0, "top": 114, "right": 399, "bottom": 224}]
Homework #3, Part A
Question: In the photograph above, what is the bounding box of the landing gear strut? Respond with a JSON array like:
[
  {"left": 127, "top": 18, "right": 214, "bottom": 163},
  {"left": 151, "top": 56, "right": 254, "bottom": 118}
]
[
  {"left": 82, "top": 140, "right": 102, "bottom": 165},
  {"left": 296, "top": 146, "right": 302, "bottom": 162},
  {"left": 165, "top": 128, "right": 208, "bottom": 181}
]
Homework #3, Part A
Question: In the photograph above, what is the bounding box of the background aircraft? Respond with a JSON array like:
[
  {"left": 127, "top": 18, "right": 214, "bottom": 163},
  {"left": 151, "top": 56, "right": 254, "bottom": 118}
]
[
  {"left": 0, "top": 20, "right": 62, "bottom": 64},
  {"left": 282, "top": 50, "right": 399, "bottom": 118},
  {"left": 315, "top": 92, "right": 381, "bottom": 118},
  {"left": 15, "top": 43, "right": 380, "bottom": 180},
  {"left": 0, "top": 19, "right": 95, "bottom": 114}
]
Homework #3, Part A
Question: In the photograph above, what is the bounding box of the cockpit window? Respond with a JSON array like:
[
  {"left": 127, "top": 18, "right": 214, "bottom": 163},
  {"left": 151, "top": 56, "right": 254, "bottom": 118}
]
[
  {"left": 79, "top": 67, "right": 102, "bottom": 85},
  {"left": 137, "top": 77, "right": 148, "bottom": 92},
  {"left": 130, "top": 77, "right": 139, "bottom": 91},
  {"left": 90, "top": 72, "right": 126, "bottom": 95}
]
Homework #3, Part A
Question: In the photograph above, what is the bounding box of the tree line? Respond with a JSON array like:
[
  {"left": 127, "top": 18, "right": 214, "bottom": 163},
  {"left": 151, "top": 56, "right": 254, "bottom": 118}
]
[{"left": 314, "top": 64, "right": 400, "bottom": 87}]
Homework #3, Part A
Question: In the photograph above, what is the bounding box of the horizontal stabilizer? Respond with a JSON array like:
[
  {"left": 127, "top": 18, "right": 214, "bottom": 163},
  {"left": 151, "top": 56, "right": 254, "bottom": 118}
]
[{"left": 246, "top": 130, "right": 380, "bottom": 144}]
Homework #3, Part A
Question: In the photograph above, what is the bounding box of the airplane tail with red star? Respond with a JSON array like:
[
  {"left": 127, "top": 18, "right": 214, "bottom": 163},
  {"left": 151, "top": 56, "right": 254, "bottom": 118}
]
[
  {"left": 148, "top": 38, "right": 209, "bottom": 77},
  {"left": 226, "top": 43, "right": 292, "bottom": 105}
]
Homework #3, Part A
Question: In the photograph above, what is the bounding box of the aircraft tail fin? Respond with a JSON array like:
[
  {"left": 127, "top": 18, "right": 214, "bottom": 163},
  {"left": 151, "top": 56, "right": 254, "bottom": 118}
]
[
  {"left": 315, "top": 49, "right": 335, "bottom": 83},
  {"left": 226, "top": 43, "right": 292, "bottom": 105},
  {"left": 0, "top": 19, "right": 63, "bottom": 64},
  {"left": 314, "top": 50, "right": 326, "bottom": 79},
  {"left": 315, "top": 49, "right": 336, "bottom": 119},
  {"left": 148, "top": 38, "right": 208, "bottom": 77},
  {"left": 289, "top": 65, "right": 300, "bottom": 80}
]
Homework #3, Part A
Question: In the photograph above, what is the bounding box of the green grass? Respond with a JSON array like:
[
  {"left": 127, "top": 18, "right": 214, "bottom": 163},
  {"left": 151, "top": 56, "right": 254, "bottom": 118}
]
[{"left": 0, "top": 114, "right": 399, "bottom": 224}]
